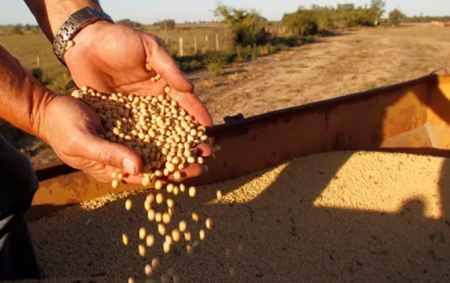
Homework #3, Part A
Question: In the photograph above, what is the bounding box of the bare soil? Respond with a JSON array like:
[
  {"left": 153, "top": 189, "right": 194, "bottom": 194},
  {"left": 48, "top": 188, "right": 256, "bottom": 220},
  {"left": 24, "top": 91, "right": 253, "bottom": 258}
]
[{"left": 191, "top": 26, "right": 450, "bottom": 125}]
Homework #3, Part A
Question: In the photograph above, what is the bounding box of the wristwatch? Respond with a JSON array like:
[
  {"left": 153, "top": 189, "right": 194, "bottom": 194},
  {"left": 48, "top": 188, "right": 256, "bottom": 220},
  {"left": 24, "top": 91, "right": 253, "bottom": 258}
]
[{"left": 52, "top": 6, "right": 114, "bottom": 66}]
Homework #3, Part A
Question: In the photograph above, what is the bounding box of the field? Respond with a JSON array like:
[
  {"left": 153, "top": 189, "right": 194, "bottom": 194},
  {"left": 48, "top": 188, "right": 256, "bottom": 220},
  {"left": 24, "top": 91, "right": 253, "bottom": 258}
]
[{"left": 1, "top": 25, "right": 450, "bottom": 165}]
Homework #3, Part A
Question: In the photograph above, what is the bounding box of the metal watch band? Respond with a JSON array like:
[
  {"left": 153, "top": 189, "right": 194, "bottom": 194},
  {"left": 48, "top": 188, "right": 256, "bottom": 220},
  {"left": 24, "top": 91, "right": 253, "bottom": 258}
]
[{"left": 52, "top": 7, "right": 114, "bottom": 66}]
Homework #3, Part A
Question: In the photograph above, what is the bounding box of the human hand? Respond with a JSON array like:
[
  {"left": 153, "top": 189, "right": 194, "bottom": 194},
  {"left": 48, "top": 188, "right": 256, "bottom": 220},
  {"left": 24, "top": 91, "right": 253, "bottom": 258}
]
[
  {"left": 63, "top": 21, "right": 213, "bottom": 183},
  {"left": 39, "top": 94, "right": 146, "bottom": 184}
]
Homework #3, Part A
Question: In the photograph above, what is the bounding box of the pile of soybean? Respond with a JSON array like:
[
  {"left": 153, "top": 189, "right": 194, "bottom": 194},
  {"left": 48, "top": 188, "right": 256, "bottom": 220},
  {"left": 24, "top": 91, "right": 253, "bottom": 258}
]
[{"left": 9, "top": 150, "right": 450, "bottom": 283}]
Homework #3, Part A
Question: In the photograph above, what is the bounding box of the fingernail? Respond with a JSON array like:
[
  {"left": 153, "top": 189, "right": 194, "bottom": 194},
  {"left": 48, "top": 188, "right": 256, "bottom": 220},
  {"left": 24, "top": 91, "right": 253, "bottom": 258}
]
[{"left": 122, "top": 158, "right": 136, "bottom": 175}]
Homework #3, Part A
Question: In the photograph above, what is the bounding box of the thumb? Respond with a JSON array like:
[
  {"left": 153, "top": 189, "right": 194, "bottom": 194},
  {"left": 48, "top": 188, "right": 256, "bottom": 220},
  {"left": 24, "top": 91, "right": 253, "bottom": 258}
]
[
  {"left": 147, "top": 36, "right": 194, "bottom": 93},
  {"left": 84, "top": 134, "right": 143, "bottom": 176}
]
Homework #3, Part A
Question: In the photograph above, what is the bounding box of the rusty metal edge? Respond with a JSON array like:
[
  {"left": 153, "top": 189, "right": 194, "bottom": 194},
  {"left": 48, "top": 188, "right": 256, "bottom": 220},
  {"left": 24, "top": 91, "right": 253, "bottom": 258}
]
[{"left": 34, "top": 73, "right": 444, "bottom": 182}]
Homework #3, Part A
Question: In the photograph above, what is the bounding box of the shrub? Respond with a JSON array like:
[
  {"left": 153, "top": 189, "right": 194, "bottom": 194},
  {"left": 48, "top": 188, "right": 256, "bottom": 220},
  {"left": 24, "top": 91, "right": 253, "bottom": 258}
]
[
  {"left": 282, "top": 9, "right": 319, "bottom": 36},
  {"left": 30, "top": 68, "right": 48, "bottom": 85},
  {"left": 117, "top": 19, "right": 143, "bottom": 29},
  {"left": 47, "top": 72, "right": 75, "bottom": 94},
  {"left": 206, "top": 62, "right": 224, "bottom": 76},
  {"left": 159, "top": 19, "right": 176, "bottom": 30},
  {"left": 214, "top": 5, "right": 268, "bottom": 47},
  {"left": 282, "top": 1, "right": 386, "bottom": 31},
  {"left": 179, "top": 60, "right": 203, "bottom": 72},
  {"left": 388, "top": 9, "right": 405, "bottom": 26}
]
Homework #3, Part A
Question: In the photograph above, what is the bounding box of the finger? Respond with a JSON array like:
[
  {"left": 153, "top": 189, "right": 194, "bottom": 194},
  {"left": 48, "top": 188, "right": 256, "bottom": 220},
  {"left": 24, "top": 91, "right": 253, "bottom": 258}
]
[
  {"left": 169, "top": 90, "right": 213, "bottom": 128},
  {"left": 196, "top": 143, "right": 213, "bottom": 158},
  {"left": 120, "top": 162, "right": 207, "bottom": 186},
  {"left": 165, "top": 163, "right": 206, "bottom": 183},
  {"left": 122, "top": 173, "right": 147, "bottom": 186},
  {"left": 147, "top": 37, "right": 194, "bottom": 93},
  {"left": 83, "top": 134, "right": 143, "bottom": 176}
]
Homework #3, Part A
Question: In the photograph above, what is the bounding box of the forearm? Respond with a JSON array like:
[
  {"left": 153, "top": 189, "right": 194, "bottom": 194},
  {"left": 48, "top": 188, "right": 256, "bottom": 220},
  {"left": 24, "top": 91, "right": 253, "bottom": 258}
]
[
  {"left": 23, "top": 0, "right": 102, "bottom": 42},
  {"left": 0, "top": 46, "right": 55, "bottom": 139}
]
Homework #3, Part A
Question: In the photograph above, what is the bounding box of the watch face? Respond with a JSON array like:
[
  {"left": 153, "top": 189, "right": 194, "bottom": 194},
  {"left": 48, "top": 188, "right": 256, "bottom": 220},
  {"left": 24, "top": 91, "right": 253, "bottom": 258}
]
[{"left": 71, "top": 7, "right": 97, "bottom": 25}]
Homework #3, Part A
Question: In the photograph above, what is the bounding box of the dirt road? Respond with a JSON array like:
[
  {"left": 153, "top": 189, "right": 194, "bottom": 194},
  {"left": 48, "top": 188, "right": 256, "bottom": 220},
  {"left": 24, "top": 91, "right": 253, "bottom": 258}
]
[{"left": 191, "top": 27, "right": 450, "bottom": 125}]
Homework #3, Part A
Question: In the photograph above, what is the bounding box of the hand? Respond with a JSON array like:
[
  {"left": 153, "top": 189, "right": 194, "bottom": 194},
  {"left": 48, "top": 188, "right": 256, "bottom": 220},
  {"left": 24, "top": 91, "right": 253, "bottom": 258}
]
[
  {"left": 39, "top": 94, "right": 144, "bottom": 184},
  {"left": 63, "top": 21, "right": 213, "bottom": 183}
]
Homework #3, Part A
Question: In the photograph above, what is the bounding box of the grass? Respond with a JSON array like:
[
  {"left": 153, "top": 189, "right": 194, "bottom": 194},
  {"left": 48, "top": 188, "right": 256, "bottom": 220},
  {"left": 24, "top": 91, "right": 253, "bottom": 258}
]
[
  {"left": 144, "top": 25, "right": 234, "bottom": 56},
  {"left": 202, "top": 79, "right": 217, "bottom": 89},
  {"left": 227, "top": 72, "right": 244, "bottom": 84},
  {"left": 0, "top": 33, "right": 66, "bottom": 81},
  {"left": 0, "top": 25, "right": 305, "bottom": 84},
  {"left": 366, "top": 83, "right": 378, "bottom": 90}
]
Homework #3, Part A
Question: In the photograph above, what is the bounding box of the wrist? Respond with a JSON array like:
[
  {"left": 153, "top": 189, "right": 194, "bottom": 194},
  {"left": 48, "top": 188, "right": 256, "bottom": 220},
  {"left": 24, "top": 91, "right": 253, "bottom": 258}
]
[
  {"left": 33, "top": 90, "right": 58, "bottom": 144},
  {"left": 25, "top": 0, "right": 103, "bottom": 42}
]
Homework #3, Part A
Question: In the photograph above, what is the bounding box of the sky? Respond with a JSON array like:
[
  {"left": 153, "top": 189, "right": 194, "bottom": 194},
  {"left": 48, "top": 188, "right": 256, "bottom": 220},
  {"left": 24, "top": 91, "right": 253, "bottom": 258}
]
[{"left": 0, "top": 0, "right": 448, "bottom": 25}]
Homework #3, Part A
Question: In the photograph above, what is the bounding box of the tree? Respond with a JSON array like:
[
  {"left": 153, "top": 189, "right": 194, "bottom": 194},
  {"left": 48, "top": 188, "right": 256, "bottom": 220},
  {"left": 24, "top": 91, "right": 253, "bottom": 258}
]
[
  {"left": 214, "top": 5, "right": 268, "bottom": 46},
  {"left": 311, "top": 4, "right": 335, "bottom": 29},
  {"left": 370, "top": 0, "right": 386, "bottom": 22},
  {"left": 117, "top": 19, "right": 142, "bottom": 29},
  {"left": 282, "top": 8, "right": 318, "bottom": 36},
  {"left": 388, "top": 9, "right": 405, "bottom": 26},
  {"left": 159, "top": 19, "right": 176, "bottom": 30}
]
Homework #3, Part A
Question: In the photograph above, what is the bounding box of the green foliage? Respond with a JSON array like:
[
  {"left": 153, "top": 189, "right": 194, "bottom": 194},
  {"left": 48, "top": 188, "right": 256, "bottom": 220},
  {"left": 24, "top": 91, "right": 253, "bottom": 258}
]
[
  {"left": 47, "top": 72, "right": 75, "bottom": 94},
  {"left": 282, "top": 8, "right": 319, "bottom": 36},
  {"left": 370, "top": 0, "right": 386, "bottom": 21},
  {"left": 159, "top": 19, "right": 176, "bottom": 30},
  {"left": 206, "top": 62, "right": 224, "bottom": 76},
  {"left": 214, "top": 4, "right": 268, "bottom": 47},
  {"left": 388, "top": 9, "right": 405, "bottom": 26},
  {"left": 175, "top": 42, "right": 292, "bottom": 74},
  {"left": 282, "top": 1, "right": 386, "bottom": 32},
  {"left": 310, "top": 5, "right": 335, "bottom": 30},
  {"left": 179, "top": 59, "right": 203, "bottom": 72},
  {"left": 204, "top": 51, "right": 229, "bottom": 75},
  {"left": 30, "top": 68, "right": 49, "bottom": 85},
  {"left": 117, "top": 19, "right": 143, "bottom": 29},
  {"left": 402, "top": 15, "right": 450, "bottom": 23},
  {"left": 269, "top": 36, "right": 302, "bottom": 47},
  {"left": 30, "top": 67, "right": 74, "bottom": 94}
]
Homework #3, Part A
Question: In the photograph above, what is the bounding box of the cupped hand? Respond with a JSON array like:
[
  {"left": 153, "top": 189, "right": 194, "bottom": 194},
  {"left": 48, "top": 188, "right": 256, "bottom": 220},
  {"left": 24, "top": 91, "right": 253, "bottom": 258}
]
[
  {"left": 39, "top": 94, "right": 143, "bottom": 184},
  {"left": 60, "top": 21, "right": 214, "bottom": 184}
]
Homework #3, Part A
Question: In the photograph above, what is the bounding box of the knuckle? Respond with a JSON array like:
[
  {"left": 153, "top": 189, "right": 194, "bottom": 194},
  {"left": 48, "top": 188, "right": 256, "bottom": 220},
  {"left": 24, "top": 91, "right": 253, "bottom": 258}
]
[{"left": 98, "top": 150, "right": 113, "bottom": 166}]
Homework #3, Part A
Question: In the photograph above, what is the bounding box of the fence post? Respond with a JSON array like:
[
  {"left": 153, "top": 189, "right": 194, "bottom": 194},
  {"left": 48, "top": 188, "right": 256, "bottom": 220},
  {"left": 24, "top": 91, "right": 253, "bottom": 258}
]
[
  {"left": 36, "top": 54, "right": 40, "bottom": 69},
  {"left": 194, "top": 37, "right": 197, "bottom": 54},
  {"left": 215, "top": 33, "right": 219, "bottom": 51},
  {"left": 179, "top": 37, "right": 184, "bottom": 57}
]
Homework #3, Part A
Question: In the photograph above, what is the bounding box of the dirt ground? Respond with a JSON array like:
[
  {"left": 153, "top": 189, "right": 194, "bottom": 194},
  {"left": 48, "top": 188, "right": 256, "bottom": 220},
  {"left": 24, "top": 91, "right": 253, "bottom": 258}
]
[
  {"left": 6, "top": 150, "right": 450, "bottom": 283},
  {"left": 191, "top": 26, "right": 450, "bottom": 125}
]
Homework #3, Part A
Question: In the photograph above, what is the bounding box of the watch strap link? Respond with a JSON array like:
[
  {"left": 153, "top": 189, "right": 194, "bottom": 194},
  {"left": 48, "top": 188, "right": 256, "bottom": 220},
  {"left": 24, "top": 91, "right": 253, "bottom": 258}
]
[{"left": 52, "top": 7, "right": 114, "bottom": 66}]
